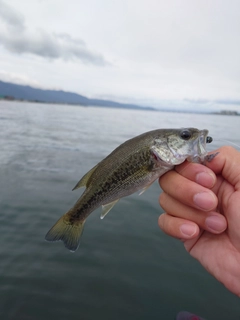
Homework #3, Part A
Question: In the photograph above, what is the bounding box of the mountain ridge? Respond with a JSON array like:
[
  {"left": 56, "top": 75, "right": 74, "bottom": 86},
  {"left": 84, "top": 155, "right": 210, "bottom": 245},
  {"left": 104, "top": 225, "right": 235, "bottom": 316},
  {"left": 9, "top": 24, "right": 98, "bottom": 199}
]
[{"left": 0, "top": 80, "right": 155, "bottom": 111}]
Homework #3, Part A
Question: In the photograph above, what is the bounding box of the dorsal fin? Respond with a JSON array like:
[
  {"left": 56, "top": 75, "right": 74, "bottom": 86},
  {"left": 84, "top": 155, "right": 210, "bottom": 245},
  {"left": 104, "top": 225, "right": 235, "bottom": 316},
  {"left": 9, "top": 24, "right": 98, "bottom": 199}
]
[{"left": 72, "top": 164, "right": 99, "bottom": 191}]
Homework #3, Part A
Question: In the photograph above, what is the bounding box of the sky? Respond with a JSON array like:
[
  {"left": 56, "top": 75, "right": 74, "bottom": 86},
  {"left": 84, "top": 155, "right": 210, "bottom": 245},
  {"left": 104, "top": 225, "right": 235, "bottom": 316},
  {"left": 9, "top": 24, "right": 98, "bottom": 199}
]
[{"left": 0, "top": 0, "right": 240, "bottom": 110}]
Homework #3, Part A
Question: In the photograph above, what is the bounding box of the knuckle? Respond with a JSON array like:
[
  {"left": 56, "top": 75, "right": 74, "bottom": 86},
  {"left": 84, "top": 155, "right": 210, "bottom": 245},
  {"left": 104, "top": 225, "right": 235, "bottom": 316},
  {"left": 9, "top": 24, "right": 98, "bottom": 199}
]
[
  {"left": 159, "top": 192, "right": 167, "bottom": 207},
  {"left": 158, "top": 213, "right": 166, "bottom": 230}
]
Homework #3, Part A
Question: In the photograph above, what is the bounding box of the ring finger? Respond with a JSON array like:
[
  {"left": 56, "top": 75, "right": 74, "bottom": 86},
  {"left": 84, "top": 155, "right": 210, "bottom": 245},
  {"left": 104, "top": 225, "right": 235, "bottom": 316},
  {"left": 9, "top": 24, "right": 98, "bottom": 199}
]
[{"left": 159, "top": 192, "right": 227, "bottom": 235}]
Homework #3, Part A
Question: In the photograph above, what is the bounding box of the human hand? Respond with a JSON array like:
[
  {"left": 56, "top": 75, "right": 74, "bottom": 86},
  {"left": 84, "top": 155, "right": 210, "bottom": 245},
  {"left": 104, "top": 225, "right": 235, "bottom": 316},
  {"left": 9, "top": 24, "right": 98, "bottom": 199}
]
[{"left": 158, "top": 146, "right": 240, "bottom": 296}]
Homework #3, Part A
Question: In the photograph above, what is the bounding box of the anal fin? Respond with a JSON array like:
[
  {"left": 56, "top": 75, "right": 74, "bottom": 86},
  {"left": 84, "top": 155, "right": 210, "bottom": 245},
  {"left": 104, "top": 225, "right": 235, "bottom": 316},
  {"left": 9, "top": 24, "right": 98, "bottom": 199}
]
[{"left": 100, "top": 200, "right": 119, "bottom": 219}]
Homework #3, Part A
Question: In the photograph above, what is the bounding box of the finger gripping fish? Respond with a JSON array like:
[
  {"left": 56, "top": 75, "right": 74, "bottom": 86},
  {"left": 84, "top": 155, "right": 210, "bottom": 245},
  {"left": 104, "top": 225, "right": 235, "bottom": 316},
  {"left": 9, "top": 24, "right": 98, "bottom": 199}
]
[{"left": 45, "top": 128, "right": 215, "bottom": 252}]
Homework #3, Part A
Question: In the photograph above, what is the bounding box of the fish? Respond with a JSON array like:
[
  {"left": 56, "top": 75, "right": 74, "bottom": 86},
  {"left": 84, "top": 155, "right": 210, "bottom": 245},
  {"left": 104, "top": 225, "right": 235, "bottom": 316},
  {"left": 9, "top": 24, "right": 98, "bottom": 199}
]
[{"left": 45, "top": 127, "right": 215, "bottom": 252}]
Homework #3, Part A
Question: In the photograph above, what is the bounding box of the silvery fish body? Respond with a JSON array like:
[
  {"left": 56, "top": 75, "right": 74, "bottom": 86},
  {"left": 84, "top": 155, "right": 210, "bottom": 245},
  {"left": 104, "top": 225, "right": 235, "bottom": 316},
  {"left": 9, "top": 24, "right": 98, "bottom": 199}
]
[{"left": 45, "top": 128, "right": 213, "bottom": 252}]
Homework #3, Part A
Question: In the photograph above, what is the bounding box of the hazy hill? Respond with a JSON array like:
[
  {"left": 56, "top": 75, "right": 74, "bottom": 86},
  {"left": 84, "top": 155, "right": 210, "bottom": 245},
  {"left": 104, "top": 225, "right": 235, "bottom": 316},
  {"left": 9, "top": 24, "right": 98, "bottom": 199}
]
[{"left": 0, "top": 80, "right": 154, "bottom": 111}]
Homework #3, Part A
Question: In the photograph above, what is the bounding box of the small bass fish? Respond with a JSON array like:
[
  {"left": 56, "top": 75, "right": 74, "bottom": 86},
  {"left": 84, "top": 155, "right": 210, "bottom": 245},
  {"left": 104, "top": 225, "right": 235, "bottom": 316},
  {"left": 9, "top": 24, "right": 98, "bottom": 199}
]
[{"left": 45, "top": 128, "right": 215, "bottom": 252}]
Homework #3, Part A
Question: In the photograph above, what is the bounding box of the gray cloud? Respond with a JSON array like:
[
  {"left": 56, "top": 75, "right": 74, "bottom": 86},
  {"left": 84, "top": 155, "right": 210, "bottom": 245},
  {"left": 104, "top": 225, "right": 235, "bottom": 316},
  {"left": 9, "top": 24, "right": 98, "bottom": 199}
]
[
  {"left": 0, "top": 1, "right": 108, "bottom": 65},
  {"left": 0, "top": 0, "right": 25, "bottom": 30}
]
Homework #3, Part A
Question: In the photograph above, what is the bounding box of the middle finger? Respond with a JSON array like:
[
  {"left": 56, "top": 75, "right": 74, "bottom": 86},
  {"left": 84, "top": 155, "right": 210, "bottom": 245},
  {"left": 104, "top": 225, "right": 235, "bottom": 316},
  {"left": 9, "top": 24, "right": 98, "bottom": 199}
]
[{"left": 159, "top": 170, "right": 218, "bottom": 211}]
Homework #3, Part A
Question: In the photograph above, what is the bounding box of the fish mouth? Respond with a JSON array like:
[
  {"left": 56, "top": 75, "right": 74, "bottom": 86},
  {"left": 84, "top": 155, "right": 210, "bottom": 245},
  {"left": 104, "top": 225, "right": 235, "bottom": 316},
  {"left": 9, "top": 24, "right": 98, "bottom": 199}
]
[{"left": 191, "top": 129, "right": 210, "bottom": 162}]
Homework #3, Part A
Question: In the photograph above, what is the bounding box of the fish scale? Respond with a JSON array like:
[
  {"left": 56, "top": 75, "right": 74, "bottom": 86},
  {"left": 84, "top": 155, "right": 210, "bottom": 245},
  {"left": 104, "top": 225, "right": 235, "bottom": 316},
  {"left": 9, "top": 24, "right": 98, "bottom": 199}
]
[{"left": 45, "top": 127, "right": 215, "bottom": 252}]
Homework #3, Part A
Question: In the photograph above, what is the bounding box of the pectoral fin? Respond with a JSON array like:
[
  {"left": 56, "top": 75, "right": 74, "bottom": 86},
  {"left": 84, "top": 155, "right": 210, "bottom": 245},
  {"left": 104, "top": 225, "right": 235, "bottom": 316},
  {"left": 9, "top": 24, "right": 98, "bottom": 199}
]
[
  {"left": 100, "top": 200, "right": 119, "bottom": 219},
  {"left": 139, "top": 182, "right": 154, "bottom": 195},
  {"left": 72, "top": 164, "right": 99, "bottom": 191}
]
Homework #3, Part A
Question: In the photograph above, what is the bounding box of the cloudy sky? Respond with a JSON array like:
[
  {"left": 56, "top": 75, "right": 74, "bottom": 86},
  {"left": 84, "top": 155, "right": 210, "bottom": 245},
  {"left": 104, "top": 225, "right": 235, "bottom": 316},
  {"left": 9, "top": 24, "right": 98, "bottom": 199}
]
[{"left": 0, "top": 0, "right": 240, "bottom": 108}]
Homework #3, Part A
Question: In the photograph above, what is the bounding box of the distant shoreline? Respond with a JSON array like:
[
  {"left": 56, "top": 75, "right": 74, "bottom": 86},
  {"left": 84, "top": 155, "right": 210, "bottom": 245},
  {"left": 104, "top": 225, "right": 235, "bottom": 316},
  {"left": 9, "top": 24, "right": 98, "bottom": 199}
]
[
  {"left": 1, "top": 98, "right": 240, "bottom": 116},
  {"left": 0, "top": 96, "right": 155, "bottom": 111}
]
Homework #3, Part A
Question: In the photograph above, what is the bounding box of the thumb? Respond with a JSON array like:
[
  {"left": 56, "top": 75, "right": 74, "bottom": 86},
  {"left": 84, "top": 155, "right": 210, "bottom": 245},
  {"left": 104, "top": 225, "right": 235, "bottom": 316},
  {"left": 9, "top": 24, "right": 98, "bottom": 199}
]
[
  {"left": 207, "top": 146, "right": 240, "bottom": 249},
  {"left": 206, "top": 146, "right": 240, "bottom": 190}
]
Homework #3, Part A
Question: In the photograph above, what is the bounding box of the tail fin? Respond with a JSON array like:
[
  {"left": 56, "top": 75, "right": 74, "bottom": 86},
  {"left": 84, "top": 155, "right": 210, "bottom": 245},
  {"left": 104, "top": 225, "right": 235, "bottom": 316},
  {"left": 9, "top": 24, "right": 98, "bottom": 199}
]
[{"left": 45, "top": 213, "right": 85, "bottom": 252}]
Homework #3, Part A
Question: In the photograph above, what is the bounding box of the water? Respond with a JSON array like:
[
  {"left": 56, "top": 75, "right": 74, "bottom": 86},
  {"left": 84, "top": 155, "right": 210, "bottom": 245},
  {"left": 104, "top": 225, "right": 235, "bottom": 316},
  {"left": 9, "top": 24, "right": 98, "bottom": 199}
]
[{"left": 1, "top": 101, "right": 240, "bottom": 320}]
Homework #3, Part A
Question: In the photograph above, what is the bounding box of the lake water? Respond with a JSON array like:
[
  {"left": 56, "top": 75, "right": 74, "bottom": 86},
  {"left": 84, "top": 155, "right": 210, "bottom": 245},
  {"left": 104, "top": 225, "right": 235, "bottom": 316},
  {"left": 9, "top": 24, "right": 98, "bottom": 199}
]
[{"left": 1, "top": 101, "right": 240, "bottom": 320}]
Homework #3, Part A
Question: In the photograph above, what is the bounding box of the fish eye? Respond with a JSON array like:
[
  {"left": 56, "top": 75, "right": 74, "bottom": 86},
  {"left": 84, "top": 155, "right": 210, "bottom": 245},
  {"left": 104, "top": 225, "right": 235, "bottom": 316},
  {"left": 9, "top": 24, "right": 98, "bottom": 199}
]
[{"left": 180, "top": 129, "right": 192, "bottom": 140}]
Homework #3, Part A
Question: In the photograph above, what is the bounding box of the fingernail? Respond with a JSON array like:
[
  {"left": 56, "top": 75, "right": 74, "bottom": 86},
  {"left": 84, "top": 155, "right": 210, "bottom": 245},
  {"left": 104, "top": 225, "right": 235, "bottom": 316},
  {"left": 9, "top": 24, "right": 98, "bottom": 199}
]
[
  {"left": 180, "top": 224, "right": 197, "bottom": 237},
  {"left": 196, "top": 172, "right": 215, "bottom": 188},
  {"left": 193, "top": 192, "right": 216, "bottom": 211},
  {"left": 205, "top": 216, "right": 226, "bottom": 232}
]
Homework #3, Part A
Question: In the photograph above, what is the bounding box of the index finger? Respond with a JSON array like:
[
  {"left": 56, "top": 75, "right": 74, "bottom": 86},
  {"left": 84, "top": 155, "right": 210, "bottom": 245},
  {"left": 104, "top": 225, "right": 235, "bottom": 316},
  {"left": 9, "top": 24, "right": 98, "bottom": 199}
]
[
  {"left": 159, "top": 169, "right": 218, "bottom": 212},
  {"left": 174, "top": 161, "right": 216, "bottom": 188}
]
